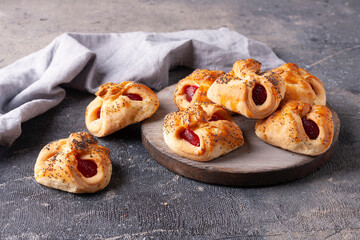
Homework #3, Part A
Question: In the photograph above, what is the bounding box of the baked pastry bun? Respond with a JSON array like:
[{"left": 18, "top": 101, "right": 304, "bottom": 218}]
[
  {"left": 86, "top": 82, "right": 159, "bottom": 137},
  {"left": 174, "top": 69, "right": 224, "bottom": 111},
  {"left": 271, "top": 63, "right": 326, "bottom": 105},
  {"left": 34, "top": 132, "right": 112, "bottom": 193},
  {"left": 163, "top": 104, "right": 244, "bottom": 162},
  {"left": 207, "top": 59, "right": 286, "bottom": 119},
  {"left": 255, "top": 101, "right": 334, "bottom": 156}
]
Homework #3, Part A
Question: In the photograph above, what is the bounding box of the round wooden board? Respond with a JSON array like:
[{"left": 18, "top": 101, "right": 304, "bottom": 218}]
[{"left": 141, "top": 84, "right": 340, "bottom": 186}]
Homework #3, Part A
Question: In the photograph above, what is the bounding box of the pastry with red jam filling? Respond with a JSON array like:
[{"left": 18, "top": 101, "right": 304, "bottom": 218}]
[
  {"left": 255, "top": 101, "right": 334, "bottom": 156},
  {"left": 174, "top": 69, "right": 225, "bottom": 111},
  {"left": 34, "top": 132, "right": 112, "bottom": 193},
  {"left": 85, "top": 81, "right": 159, "bottom": 137},
  {"left": 207, "top": 59, "right": 286, "bottom": 119},
  {"left": 163, "top": 104, "right": 244, "bottom": 162}
]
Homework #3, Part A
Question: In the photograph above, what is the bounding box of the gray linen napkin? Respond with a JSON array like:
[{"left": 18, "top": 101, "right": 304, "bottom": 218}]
[{"left": 0, "top": 28, "right": 284, "bottom": 147}]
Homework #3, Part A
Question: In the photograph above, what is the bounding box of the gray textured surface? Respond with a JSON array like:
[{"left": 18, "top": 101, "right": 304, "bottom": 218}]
[{"left": 0, "top": 0, "right": 359, "bottom": 239}]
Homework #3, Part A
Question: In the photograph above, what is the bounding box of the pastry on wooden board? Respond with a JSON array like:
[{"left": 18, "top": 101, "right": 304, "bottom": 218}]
[
  {"left": 255, "top": 101, "right": 334, "bottom": 156},
  {"left": 86, "top": 81, "right": 159, "bottom": 137},
  {"left": 207, "top": 59, "right": 286, "bottom": 119},
  {"left": 271, "top": 63, "right": 326, "bottom": 105},
  {"left": 163, "top": 104, "right": 244, "bottom": 162},
  {"left": 174, "top": 69, "right": 225, "bottom": 111},
  {"left": 34, "top": 132, "right": 112, "bottom": 193}
]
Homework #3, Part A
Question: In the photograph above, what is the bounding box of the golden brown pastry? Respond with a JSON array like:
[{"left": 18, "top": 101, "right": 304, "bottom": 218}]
[
  {"left": 207, "top": 59, "right": 286, "bottom": 119},
  {"left": 255, "top": 101, "right": 334, "bottom": 156},
  {"left": 174, "top": 69, "right": 224, "bottom": 111},
  {"left": 271, "top": 63, "right": 326, "bottom": 105},
  {"left": 34, "top": 132, "right": 112, "bottom": 193},
  {"left": 163, "top": 104, "right": 244, "bottom": 162},
  {"left": 86, "top": 82, "right": 159, "bottom": 137}
]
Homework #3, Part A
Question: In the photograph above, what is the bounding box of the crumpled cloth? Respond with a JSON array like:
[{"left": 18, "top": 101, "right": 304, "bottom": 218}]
[{"left": 0, "top": 28, "right": 284, "bottom": 147}]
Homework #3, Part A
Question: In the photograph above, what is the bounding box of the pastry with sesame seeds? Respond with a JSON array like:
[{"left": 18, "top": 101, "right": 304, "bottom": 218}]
[
  {"left": 163, "top": 104, "right": 244, "bottom": 162},
  {"left": 34, "top": 132, "right": 112, "bottom": 193},
  {"left": 207, "top": 59, "right": 286, "bottom": 119},
  {"left": 85, "top": 81, "right": 159, "bottom": 137},
  {"left": 174, "top": 69, "right": 225, "bottom": 111},
  {"left": 255, "top": 101, "right": 334, "bottom": 156},
  {"left": 271, "top": 63, "right": 326, "bottom": 105}
]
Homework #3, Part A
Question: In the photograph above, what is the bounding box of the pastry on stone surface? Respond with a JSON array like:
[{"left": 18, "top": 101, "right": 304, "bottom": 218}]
[
  {"left": 163, "top": 104, "right": 244, "bottom": 162},
  {"left": 255, "top": 101, "right": 334, "bottom": 156},
  {"left": 174, "top": 69, "right": 224, "bottom": 111},
  {"left": 86, "top": 82, "right": 159, "bottom": 137},
  {"left": 34, "top": 132, "right": 112, "bottom": 193},
  {"left": 207, "top": 59, "right": 286, "bottom": 119},
  {"left": 271, "top": 63, "right": 326, "bottom": 105}
]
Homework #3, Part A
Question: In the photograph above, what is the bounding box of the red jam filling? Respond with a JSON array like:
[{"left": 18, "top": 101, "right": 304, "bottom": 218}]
[
  {"left": 185, "top": 85, "right": 198, "bottom": 102},
  {"left": 180, "top": 128, "right": 200, "bottom": 147},
  {"left": 301, "top": 118, "right": 319, "bottom": 140},
  {"left": 124, "top": 93, "right": 143, "bottom": 101},
  {"left": 97, "top": 107, "right": 101, "bottom": 119},
  {"left": 209, "top": 113, "right": 224, "bottom": 121},
  {"left": 252, "top": 84, "right": 267, "bottom": 105},
  {"left": 76, "top": 155, "right": 98, "bottom": 178}
]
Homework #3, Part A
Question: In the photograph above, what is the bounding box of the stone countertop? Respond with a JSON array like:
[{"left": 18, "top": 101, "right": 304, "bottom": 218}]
[{"left": 0, "top": 0, "right": 359, "bottom": 239}]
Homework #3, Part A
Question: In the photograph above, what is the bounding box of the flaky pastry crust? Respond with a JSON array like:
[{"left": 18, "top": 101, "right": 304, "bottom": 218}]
[
  {"left": 207, "top": 59, "right": 286, "bottom": 119},
  {"left": 271, "top": 63, "right": 326, "bottom": 105},
  {"left": 174, "top": 69, "right": 224, "bottom": 111},
  {"left": 163, "top": 104, "right": 244, "bottom": 162},
  {"left": 255, "top": 101, "right": 334, "bottom": 156},
  {"left": 34, "top": 132, "right": 112, "bottom": 193},
  {"left": 86, "top": 82, "right": 159, "bottom": 137}
]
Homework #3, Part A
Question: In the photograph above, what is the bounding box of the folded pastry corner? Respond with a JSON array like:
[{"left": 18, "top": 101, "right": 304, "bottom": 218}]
[
  {"left": 163, "top": 104, "right": 244, "bottom": 162},
  {"left": 85, "top": 81, "right": 159, "bottom": 137},
  {"left": 34, "top": 132, "right": 112, "bottom": 193},
  {"left": 255, "top": 101, "right": 334, "bottom": 156},
  {"left": 207, "top": 59, "right": 286, "bottom": 119},
  {"left": 271, "top": 63, "right": 326, "bottom": 105}
]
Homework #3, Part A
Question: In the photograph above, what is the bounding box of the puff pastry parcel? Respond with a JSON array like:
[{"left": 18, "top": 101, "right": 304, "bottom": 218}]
[
  {"left": 86, "top": 82, "right": 159, "bottom": 137},
  {"left": 271, "top": 63, "right": 326, "bottom": 105},
  {"left": 34, "top": 132, "right": 112, "bottom": 193},
  {"left": 207, "top": 59, "right": 286, "bottom": 119},
  {"left": 163, "top": 104, "right": 244, "bottom": 162},
  {"left": 174, "top": 69, "right": 224, "bottom": 111},
  {"left": 255, "top": 101, "right": 334, "bottom": 156}
]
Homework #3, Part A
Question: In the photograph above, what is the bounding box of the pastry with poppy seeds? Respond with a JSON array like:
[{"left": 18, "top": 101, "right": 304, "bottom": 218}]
[
  {"left": 86, "top": 81, "right": 159, "bottom": 137},
  {"left": 163, "top": 104, "right": 244, "bottom": 162},
  {"left": 174, "top": 69, "right": 225, "bottom": 111},
  {"left": 271, "top": 63, "right": 326, "bottom": 105},
  {"left": 207, "top": 59, "right": 286, "bottom": 119},
  {"left": 34, "top": 132, "right": 112, "bottom": 193},
  {"left": 255, "top": 101, "right": 334, "bottom": 156}
]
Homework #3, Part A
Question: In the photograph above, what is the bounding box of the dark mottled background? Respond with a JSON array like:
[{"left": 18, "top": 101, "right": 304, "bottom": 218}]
[{"left": 0, "top": 0, "right": 359, "bottom": 239}]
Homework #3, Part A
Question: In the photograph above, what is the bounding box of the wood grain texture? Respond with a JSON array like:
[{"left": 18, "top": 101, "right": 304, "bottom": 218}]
[{"left": 142, "top": 84, "right": 340, "bottom": 186}]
